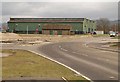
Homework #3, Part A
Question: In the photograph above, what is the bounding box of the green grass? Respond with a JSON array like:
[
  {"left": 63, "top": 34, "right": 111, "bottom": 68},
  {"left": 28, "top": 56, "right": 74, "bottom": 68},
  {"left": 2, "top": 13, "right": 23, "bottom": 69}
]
[
  {"left": 2, "top": 49, "right": 89, "bottom": 82},
  {"left": 92, "top": 34, "right": 109, "bottom": 37},
  {"left": 109, "top": 42, "right": 120, "bottom": 47},
  {"left": 112, "top": 36, "right": 120, "bottom": 39}
]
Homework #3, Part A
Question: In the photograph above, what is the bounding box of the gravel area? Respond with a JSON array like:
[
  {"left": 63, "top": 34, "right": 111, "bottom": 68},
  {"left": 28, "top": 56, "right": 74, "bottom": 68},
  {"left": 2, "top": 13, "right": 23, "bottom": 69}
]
[
  {"left": 0, "top": 33, "right": 22, "bottom": 41},
  {"left": 0, "top": 53, "right": 12, "bottom": 57}
]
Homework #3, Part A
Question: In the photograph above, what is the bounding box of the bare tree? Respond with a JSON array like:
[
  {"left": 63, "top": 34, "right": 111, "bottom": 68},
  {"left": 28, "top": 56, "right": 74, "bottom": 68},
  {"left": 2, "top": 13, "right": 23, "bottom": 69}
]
[
  {"left": 96, "top": 18, "right": 110, "bottom": 34},
  {"left": 2, "top": 23, "right": 8, "bottom": 32},
  {"left": 110, "top": 24, "right": 118, "bottom": 32}
]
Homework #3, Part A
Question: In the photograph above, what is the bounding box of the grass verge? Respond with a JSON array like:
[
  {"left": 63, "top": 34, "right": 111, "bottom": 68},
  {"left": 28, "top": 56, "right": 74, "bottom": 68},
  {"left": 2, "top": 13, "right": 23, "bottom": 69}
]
[
  {"left": 92, "top": 34, "right": 109, "bottom": 37},
  {"left": 109, "top": 42, "right": 120, "bottom": 47},
  {"left": 112, "top": 36, "right": 120, "bottom": 39},
  {"left": 2, "top": 49, "right": 89, "bottom": 82}
]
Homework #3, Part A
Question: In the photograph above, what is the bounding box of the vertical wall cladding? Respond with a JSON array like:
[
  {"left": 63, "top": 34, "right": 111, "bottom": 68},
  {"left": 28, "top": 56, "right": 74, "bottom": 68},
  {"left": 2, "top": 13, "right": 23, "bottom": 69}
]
[
  {"left": 91, "top": 21, "right": 96, "bottom": 32},
  {"left": 42, "top": 22, "right": 83, "bottom": 31},
  {"left": 83, "top": 19, "right": 87, "bottom": 33},
  {"left": 8, "top": 22, "right": 15, "bottom": 32},
  {"left": 70, "top": 22, "right": 83, "bottom": 31},
  {"left": 8, "top": 18, "right": 96, "bottom": 34},
  {"left": 8, "top": 22, "right": 42, "bottom": 32},
  {"left": 62, "top": 30, "right": 70, "bottom": 35},
  {"left": 57, "top": 30, "right": 62, "bottom": 35},
  {"left": 93, "top": 21, "right": 96, "bottom": 31},
  {"left": 83, "top": 18, "right": 96, "bottom": 33},
  {"left": 42, "top": 30, "right": 50, "bottom": 35}
]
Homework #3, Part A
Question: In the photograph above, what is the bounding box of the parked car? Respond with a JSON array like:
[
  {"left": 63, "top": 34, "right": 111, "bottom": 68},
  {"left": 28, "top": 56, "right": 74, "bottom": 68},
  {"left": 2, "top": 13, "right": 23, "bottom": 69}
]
[
  {"left": 109, "top": 31, "right": 116, "bottom": 37},
  {"left": 91, "top": 32, "right": 97, "bottom": 35}
]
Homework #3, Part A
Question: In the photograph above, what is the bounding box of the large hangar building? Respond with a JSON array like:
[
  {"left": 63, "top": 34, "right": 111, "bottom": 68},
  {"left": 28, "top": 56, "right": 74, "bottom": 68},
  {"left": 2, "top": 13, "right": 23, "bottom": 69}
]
[{"left": 8, "top": 18, "right": 96, "bottom": 35}]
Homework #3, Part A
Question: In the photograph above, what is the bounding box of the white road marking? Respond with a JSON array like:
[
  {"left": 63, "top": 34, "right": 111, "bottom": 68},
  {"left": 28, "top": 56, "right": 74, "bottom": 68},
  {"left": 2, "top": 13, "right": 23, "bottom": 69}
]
[
  {"left": 59, "top": 45, "right": 68, "bottom": 51},
  {"left": 28, "top": 50, "right": 93, "bottom": 82},
  {"left": 83, "top": 44, "right": 86, "bottom": 46},
  {"left": 109, "top": 76, "right": 115, "bottom": 79},
  {"left": 62, "top": 77, "right": 68, "bottom": 82},
  {"left": 59, "top": 45, "right": 61, "bottom": 48},
  {"left": 83, "top": 43, "right": 89, "bottom": 47},
  {"left": 72, "top": 52, "right": 89, "bottom": 57},
  {"left": 61, "top": 48, "right": 68, "bottom": 51},
  {"left": 97, "top": 58, "right": 111, "bottom": 63},
  {"left": 72, "top": 52, "right": 80, "bottom": 54},
  {"left": 74, "top": 73, "right": 81, "bottom": 76}
]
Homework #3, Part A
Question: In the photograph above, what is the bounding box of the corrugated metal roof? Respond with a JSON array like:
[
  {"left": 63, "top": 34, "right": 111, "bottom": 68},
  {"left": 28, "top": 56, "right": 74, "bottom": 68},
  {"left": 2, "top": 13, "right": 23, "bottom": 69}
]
[
  {"left": 8, "top": 18, "right": 84, "bottom": 23},
  {"left": 42, "top": 24, "right": 72, "bottom": 30}
]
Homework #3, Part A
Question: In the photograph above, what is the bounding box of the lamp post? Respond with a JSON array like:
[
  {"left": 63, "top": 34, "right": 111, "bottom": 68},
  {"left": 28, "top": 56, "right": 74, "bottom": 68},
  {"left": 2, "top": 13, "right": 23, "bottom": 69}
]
[
  {"left": 14, "top": 24, "right": 18, "bottom": 33},
  {"left": 27, "top": 25, "right": 28, "bottom": 34},
  {"left": 38, "top": 24, "right": 40, "bottom": 26},
  {"left": 37, "top": 24, "right": 40, "bottom": 34},
  {"left": 12, "top": 24, "right": 18, "bottom": 54}
]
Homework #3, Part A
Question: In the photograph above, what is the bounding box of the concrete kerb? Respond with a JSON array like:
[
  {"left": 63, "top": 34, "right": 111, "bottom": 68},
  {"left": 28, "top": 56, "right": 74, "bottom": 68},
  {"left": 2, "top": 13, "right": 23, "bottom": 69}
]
[
  {"left": 27, "top": 50, "right": 93, "bottom": 82},
  {"left": 91, "top": 46, "right": 119, "bottom": 53},
  {"left": 86, "top": 43, "right": 119, "bottom": 53},
  {"left": 61, "top": 77, "right": 68, "bottom": 82}
]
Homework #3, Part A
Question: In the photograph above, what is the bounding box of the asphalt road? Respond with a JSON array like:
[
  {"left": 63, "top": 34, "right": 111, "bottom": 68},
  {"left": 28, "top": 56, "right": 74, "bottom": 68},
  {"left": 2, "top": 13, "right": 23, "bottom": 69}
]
[
  {"left": 2, "top": 36, "right": 118, "bottom": 81},
  {"left": 38, "top": 42, "right": 118, "bottom": 81}
]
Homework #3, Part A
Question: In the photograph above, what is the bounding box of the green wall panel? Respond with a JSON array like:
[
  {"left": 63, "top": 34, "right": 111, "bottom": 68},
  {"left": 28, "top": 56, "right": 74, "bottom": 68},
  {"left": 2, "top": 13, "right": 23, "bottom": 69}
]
[
  {"left": 57, "top": 30, "right": 62, "bottom": 35},
  {"left": 8, "top": 22, "right": 42, "bottom": 32},
  {"left": 8, "top": 19, "right": 96, "bottom": 34},
  {"left": 8, "top": 22, "right": 83, "bottom": 32},
  {"left": 50, "top": 30, "right": 53, "bottom": 35}
]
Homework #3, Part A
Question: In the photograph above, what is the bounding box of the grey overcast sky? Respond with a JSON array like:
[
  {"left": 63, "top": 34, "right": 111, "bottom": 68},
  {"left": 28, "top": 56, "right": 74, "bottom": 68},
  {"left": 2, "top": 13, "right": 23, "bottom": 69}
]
[{"left": 1, "top": 2, "right": 118, "bottom": 23}]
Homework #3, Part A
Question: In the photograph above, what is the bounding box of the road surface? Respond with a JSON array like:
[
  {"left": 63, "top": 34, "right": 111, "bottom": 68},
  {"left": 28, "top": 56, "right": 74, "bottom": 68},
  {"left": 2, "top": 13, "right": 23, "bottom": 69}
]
[
  {"left": 2, "top": 36, "right": 118, "bottom": 82},
  {"left": 38, "top": 42, "right": 118, "bottom": 81}
]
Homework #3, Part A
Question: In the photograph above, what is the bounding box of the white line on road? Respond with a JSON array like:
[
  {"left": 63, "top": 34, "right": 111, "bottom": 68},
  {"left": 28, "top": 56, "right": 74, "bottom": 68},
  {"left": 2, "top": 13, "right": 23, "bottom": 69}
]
[
  {"left": 59, "top": 45, "right": 61, "bottom": 48},
  {"left": 61, "top": 48, "right": 68, "bottom": 51},
  {"left": 59, "top": 45, "right": 68, "bottom": 52},
  {"left": 72, "top": 51, "right": 89, "bottom": 57},
  {"left": 83, "top": 43, "right": 89, "bottom": 47},
  {"left": 61, "top": 77, "right": 68, "bottom": 82},
  {"left": 28, "top": 50, "right": 93, "bottom": 82},
  {"left": 109, "top": 76, "right": 115, "bottom": 79}
]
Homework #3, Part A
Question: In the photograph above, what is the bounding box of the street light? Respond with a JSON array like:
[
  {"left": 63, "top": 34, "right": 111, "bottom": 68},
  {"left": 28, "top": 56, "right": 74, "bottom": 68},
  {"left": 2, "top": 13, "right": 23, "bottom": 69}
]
[
  {"left": 27, "top": 25, "right": 28, "bottom": 34},
  {"left": 13, "top": 24, "right": 18, "bottom": 33},
  {"left": 38, "top": 24, "right": 40, "bottom": 26},
  {"left": 38, "top": 24, "right": 41, "bottom": 34}
]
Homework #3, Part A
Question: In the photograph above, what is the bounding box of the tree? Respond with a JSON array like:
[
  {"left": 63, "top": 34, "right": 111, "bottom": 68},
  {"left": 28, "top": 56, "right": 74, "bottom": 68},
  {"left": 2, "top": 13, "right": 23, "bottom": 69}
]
[
  {"left": 2, "top": 23, "right": 8, "bottom": 32},
  {"left": 110, "top": 24, "right": 118, "bottom": 32},
  {"left": 96, "top": 18, "right": 110, "bottom": 34}
]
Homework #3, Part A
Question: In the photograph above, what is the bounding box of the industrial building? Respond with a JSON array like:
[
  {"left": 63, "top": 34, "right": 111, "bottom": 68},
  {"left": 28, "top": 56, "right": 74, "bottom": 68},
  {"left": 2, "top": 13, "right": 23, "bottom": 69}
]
[{"left": 8, "top": 18, "right": 96, "bottom": 35}]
